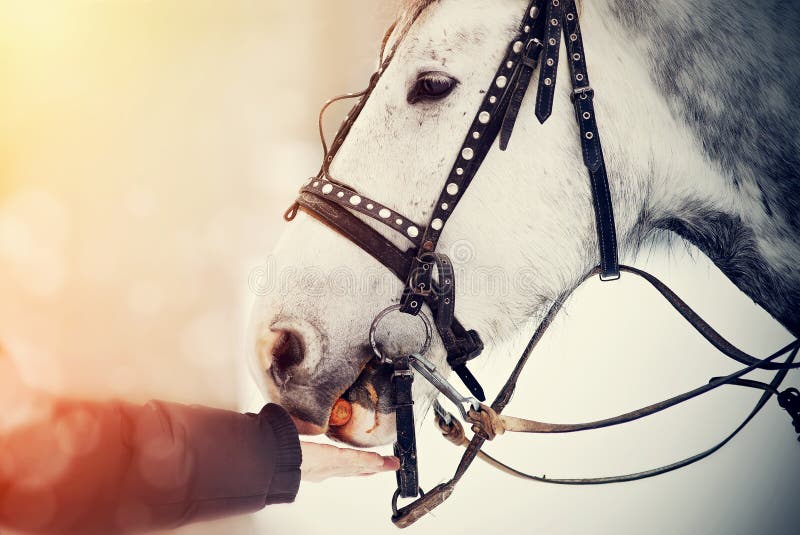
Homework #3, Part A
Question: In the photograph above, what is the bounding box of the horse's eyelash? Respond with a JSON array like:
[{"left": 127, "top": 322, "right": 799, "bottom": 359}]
[{"left": 418, "top": 71, "right": 453, "bottom": 83}]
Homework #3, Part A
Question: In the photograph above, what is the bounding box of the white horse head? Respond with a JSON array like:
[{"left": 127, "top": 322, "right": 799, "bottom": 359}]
[{"left": 249, "top": 0, "right": 800, "bottom": 446}]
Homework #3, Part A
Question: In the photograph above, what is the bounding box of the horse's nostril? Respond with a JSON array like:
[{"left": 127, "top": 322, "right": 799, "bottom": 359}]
[{"left": 271, "top": 330, "right": 304, "bottom": 371}]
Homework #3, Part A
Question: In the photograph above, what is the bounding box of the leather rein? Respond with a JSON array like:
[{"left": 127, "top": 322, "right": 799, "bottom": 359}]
[{"left": 282, "top": 0, "right": 800, "bottom": 527}]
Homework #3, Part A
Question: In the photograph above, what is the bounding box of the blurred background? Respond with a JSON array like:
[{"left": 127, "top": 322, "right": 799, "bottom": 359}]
[
  {"left": 1, "top": 1, "right": 798, "bottom": 534},
  {"left": 0, "top": 0, "right": 393, "bottom": 404}
]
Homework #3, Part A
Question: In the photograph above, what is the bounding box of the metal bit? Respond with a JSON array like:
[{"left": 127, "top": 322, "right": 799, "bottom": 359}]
[{"left": 409, "top": 353, "right": 480, "bottom": 421}]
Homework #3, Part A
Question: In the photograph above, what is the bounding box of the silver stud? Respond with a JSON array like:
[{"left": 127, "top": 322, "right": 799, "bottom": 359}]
[
  {"left": 489, "top": 96, "right": 497, "bottom": 104},
  {"left": 313, "top": 181, "right": 319, "bottom": 187},
  {"left": 507, "top": 60, "right": 514, "bottom": 69},
  {"left": 583, "top": 111, "right": 591, "bottom": 119},
  {"left": 349, "top": 195, "right": 361, "bottom": 205},
  {"left": 462, "top": 148, "right": 474, "bottom": 160},
  {"left": 570, "top": 34, "right": 577, "bottom": 42},
  {"left": 547, "top": 58, "right": 554, "bottom": 66},
  {"left": 524, "top": 25, "right": 531, "bottom": 33},
  {"left": 513, "top": 41, "right": 524, "bottom": 53},
  {"left": 496, "top": 76, "right": 508, "bottom": 88},
  {"left": 395, "top": 218, "right": 403, "bottom": 225},
  {"left": 530, "top": 6, "right": 540, "bottom": 18},
  {"left": 441, "top": 203, "right": 449, "bottom": 210},
  {"left": 544, "top": 77, "right": 552, "bottom": 86},
  {"left": 456, "top": 168, "right": 464, "bottom": 175},
  {"left": 321, "top": 184, "right": 333, "bottom": 194},
  {"left": 585, "top": 132, "right": 594, "bottom": 139},
  {"left": 337, "top": 191, "right": 344, "bottom": 198},
  {"left": 472, "top": 132, "right": 480, "bottom": 139},
  {"left": 366, "top": 203, "right": 374, "bottom": 210},
  {"left": 551, "top": 18, "right": 558, "bottom": 26},
  {"left": 407, "top": 226, "right": 418, "bottom": 238},
  {"left": 479, "top": 111, "right": 491, "bottom": 124},
  {"left": 549, "top": 38, "right": 556, "bottom": 46},
  {"left": 447, "top": 183, "right": 459, "bottom": 195},
  {"left": 431, "top": 218, "right": 443, "bottom": 231},
  {"left": 379, "top": 208, "right": 391, "bottom": 218}
]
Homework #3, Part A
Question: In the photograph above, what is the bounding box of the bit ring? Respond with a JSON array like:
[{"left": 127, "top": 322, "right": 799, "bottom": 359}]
[{"left": 369, "top": 304, "right": 433, "bottom": 364}]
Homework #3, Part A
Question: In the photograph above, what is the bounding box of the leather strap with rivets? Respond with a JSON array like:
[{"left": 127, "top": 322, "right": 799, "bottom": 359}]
[
  {"left": 300, "top": 179, "right": 424, "bottom": 247},
  {"left": 405, "top": 0, "right": 552, "bottom": 261}
]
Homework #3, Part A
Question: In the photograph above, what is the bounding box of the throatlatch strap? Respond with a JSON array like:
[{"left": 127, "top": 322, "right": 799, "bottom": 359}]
[{"left": 563, "top": 0, "right": 619, "bottom": 279}]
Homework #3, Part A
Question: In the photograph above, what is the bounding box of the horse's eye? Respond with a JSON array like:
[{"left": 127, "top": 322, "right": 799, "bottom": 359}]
[{"left": 408, "top": 72, "right": 458, "bottom": 104}]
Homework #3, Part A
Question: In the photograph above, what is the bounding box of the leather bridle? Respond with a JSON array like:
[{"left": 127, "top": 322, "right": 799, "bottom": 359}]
[{"left": 282, "top": 0, "right": 800, "bottom": 527}]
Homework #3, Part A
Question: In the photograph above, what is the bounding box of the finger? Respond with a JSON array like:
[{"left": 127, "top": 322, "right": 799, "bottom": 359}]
[
  {"left": 336, "top": 448, "right": 377, "bottom": 473},
  {"left": 334, "top": 448, "right": 399, "bottom": 474},
  {"left": 355, "top": 451, "right": 399, "bottom": 472},
  {"left": 382, "top": 456, "right": 400, "bottom": 471}
]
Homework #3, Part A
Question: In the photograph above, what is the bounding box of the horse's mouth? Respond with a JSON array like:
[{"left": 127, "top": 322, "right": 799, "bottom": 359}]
[{"left": 323, "top": 359, "right": 397, "bottom": 447}]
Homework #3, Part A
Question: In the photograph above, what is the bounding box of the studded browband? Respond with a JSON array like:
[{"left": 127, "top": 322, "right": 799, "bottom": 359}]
[{"left": 287, "top": 0, "right": 618, "bottom": 400}]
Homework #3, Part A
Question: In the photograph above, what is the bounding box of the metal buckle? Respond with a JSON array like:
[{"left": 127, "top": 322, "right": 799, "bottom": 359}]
[
  {"left": 521, "top": 38, "right": 543, "bottom": 67},
  {"left": 571, "top": 85, "right": 594, "bottom": 101},
  {"left": 599, "top": 270, "right": 621, "bottom": 282},
  {"left": 400, "top": 256, "right": 435, "bottom": 313}
]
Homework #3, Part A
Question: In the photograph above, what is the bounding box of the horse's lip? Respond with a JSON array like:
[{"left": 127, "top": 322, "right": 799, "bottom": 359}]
[{"left": 337, "top": 359, "right": 394, "bottom": 409}]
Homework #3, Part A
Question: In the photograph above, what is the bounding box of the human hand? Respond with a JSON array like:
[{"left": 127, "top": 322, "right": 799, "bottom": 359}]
[{"left": 300, "top": 442, "right": 400, "bottom": 482}]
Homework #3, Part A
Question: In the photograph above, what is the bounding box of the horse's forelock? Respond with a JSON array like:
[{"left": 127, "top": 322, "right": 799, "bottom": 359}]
[{"left": 398, "top": 0, "right": 436, "bottom": 14}]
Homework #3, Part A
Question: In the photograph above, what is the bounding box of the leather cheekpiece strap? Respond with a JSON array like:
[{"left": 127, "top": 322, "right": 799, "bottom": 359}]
[{"left": 392, "top": 355, "right": 419, "bottom": 498}]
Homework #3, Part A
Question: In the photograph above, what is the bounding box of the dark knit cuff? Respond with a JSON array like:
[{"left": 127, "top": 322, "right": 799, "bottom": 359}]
[{"left": 260, "top": 404, "right": 302, "bottom": 505}]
